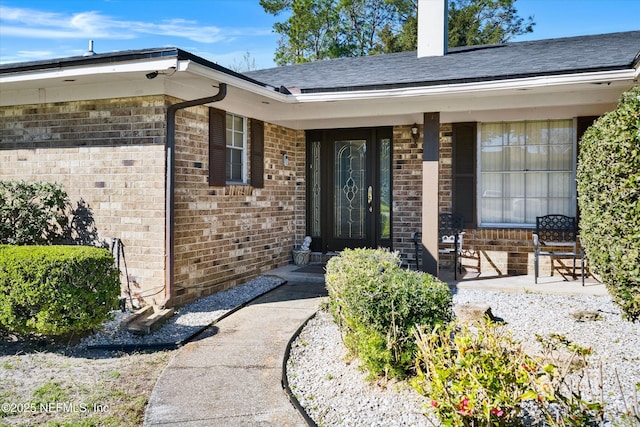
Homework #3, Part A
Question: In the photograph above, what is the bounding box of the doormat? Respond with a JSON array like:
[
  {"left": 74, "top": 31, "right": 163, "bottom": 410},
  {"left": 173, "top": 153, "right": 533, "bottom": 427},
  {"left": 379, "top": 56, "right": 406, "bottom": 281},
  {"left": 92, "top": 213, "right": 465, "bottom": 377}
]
[{"left": 293, "top": 264, "right": 326, "bottom": 274}]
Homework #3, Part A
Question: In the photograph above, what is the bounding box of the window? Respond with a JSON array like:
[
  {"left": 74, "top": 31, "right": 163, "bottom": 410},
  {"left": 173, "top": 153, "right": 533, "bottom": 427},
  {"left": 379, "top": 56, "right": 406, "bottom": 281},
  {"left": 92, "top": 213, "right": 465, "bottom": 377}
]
[
  {"left": 478, "top": 119, "right": 575, "bottom": 226},
  {"left": 226, "top": 113, "right": 247, "bottom": 182},
  {"left": 209, "top": 108, "right": 263, "bottom": 188}
]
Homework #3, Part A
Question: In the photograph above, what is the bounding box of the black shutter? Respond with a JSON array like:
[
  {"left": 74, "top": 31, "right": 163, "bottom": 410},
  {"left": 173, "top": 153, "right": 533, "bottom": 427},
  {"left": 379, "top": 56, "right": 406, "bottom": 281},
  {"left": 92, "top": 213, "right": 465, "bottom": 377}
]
[
  {"left": 209, "top": 107, "right": 226, "bottom": 187},
  {"left": 250, "top": 119, "right": 265, "bottom": 188},
  {"left": 577, "top": 116, "right": 598, "bottom": 141},
  {"left": 452, "top": 122, "right": 477, "bottom": 228}
]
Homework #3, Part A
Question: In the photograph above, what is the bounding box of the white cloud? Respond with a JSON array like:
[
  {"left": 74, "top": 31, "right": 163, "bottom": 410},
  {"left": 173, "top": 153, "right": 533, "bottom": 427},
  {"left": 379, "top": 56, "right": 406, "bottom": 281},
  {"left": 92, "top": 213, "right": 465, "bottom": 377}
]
[
  {"left": 16, "top": 50, "right": 56, "bottom": 59},
  {"left": 0, "top": 49, "right": 61, "bottom": 64},
  {"left": 0, "top": 6, "right": 269, "bottom": 43}
]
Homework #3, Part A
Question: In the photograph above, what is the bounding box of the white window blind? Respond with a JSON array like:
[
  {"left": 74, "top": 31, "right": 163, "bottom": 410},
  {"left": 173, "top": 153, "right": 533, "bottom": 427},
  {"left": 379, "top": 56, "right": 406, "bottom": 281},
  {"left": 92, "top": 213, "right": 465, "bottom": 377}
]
[
  {"left": 226, "top": 113, "right": 247, "bottom": 183},
  {"left": 479, "top": 120, "right": 575, "bottom": 226}
]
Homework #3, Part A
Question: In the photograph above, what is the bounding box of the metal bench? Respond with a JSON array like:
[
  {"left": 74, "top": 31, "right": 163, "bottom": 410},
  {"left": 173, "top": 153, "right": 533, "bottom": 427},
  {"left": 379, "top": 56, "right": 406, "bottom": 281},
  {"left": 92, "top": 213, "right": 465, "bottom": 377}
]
[{"left": 533, "top": 214, "right": 585, "bottom": 285}]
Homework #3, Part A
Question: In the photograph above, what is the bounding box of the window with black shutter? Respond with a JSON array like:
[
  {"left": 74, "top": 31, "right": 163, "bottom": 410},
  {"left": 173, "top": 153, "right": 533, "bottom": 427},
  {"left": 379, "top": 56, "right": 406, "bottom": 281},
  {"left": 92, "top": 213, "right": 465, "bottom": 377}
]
[{"left": 209, "top": 108, "right": 264, "bottom": 188}]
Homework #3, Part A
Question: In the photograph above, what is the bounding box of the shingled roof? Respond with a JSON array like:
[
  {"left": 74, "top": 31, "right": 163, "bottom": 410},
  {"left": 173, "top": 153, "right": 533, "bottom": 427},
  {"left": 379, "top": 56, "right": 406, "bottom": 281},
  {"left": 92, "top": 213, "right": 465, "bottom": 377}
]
[{"left": 245, "top": 31, "right": 640, "bottom": 93}]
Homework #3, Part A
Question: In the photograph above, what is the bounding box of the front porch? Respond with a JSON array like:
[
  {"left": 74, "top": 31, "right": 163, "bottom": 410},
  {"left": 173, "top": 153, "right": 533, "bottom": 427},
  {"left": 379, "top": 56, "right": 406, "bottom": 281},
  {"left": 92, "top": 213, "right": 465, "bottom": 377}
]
[{"left": 269, "top": 262, "right": 607, "bottom": 297}]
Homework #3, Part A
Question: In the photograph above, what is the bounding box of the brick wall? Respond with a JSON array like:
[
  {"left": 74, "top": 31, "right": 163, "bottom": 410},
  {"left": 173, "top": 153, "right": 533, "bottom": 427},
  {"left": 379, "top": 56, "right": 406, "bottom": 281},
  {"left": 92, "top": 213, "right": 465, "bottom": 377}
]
[
  {"left": 392, "top": 125, "right": 423, "bottom": 266},
  {"left": 461, "top": 228, "right": 537, "bottom": 276},
  {"left": 0, "top": 97, "right": 167, "bottom": 305},
  {"left": 169, "top": 106, "right": 305, "bottom": 305}
]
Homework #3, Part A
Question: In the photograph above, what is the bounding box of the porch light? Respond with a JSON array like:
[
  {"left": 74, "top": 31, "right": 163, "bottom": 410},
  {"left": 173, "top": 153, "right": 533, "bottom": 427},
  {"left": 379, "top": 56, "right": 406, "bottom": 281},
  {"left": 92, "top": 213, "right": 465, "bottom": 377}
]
[{"left": 411, "top": 124, "right": 419, "bottom": 142}]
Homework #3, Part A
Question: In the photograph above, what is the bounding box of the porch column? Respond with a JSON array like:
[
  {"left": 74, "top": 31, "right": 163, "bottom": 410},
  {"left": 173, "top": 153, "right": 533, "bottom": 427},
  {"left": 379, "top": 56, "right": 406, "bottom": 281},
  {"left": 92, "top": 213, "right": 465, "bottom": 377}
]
[{"left": 421, "top": 112, "right": 440, "bottom": 275}]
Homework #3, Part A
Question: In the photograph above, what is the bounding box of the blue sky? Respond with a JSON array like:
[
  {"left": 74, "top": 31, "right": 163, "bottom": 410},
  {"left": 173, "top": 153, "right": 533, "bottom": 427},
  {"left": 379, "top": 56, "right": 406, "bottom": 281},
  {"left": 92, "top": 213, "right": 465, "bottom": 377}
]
[{"left": 0, "top": 0, "right": 638, "bottom": 70}]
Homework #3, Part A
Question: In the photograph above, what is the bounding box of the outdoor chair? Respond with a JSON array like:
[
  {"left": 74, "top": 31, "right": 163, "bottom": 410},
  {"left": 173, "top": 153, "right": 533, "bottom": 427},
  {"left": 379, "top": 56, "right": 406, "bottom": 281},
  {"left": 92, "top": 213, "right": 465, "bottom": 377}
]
[
  {"left": 413, "top": 213, "right": 465, "bottom": 279},
  {"left": 533, "top": 214, "right": 585, "bottom": 285},
  {"left": 439, "top": 213, "right": 465, "bottom": 280}
]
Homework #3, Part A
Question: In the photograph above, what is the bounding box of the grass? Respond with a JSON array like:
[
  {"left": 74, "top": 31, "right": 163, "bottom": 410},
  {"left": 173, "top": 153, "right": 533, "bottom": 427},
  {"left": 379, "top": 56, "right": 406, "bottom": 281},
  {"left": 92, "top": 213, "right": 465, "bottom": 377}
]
[{"left": 0, "top": 346, "right": 173, "bottom": 427}]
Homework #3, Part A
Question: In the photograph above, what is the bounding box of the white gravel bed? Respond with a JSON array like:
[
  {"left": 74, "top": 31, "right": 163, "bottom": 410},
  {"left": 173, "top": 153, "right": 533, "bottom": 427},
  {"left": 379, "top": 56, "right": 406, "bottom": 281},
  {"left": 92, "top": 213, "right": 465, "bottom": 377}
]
[
  {"left": 287, "top": 289, "right": 640, "bottom": 426},
  {"left": 79, "top": 275, "right": 284, "bottom": 349}
]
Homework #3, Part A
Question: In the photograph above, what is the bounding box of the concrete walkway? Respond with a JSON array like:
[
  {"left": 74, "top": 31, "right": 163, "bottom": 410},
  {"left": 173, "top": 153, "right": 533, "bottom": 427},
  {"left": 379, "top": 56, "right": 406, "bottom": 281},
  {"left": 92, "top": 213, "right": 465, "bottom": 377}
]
[{"left": 144, "top": 278, "right": 327, "bottom": 427}]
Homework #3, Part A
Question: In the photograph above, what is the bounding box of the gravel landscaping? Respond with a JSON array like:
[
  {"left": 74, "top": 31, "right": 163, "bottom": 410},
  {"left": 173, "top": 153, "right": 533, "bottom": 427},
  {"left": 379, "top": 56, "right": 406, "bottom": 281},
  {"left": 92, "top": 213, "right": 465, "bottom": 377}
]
[
  {"left": 81, "top": 275, "right": 285, "bottom": 349},
  {"left": 287, "top": 289, "right": 640, "bottom": 426}
]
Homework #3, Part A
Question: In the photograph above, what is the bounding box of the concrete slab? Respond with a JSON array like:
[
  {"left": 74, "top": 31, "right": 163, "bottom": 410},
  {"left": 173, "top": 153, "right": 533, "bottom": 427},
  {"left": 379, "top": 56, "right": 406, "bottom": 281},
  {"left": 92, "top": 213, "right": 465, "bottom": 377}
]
[
  {"left": 145, "top": 365, "right": 288, "bottom": 423},
  {"left": 144, "top": 279, "right": 326, "bottom": 427},
  {"left": 446, "top": 272, "right": 608, "bottom": 296}
]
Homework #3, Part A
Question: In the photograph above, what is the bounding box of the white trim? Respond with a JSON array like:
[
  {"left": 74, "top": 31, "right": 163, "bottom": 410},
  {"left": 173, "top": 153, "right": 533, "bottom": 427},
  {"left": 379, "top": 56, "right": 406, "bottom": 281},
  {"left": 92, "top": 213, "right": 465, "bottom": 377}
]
[
  {"left": 292, "top": 69, "right": 637, "bottom": 103},
  {"left": 184, "top": 61, "right": 288, "bottom": 103},
  {"left": 0, "top": 58, "right": 180, "bottom": 84}
]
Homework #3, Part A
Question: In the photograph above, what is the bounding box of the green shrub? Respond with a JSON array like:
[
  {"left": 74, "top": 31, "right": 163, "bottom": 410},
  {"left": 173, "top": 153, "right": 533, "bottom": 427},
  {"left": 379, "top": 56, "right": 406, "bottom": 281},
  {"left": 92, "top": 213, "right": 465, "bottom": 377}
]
[
  {"left": 0, "top": 180, "right": 71, "bottom": 245},
  {"left": 577, "top": 86, "right": 640, "bottom": 321},
  {"left": 0, "top": 245, "right": 120, "bottom": 337},
  {"left": 412, "top": 320, "right": 604, "bottom": 426},
  {"left": 326, "top": 248, "right": 453, "bottom": 379}
]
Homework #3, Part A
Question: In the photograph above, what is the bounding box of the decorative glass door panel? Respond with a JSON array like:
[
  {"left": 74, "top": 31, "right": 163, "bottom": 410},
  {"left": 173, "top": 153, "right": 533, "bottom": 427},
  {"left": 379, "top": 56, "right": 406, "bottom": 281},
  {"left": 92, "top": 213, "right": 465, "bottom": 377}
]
[
  {"left": 379, "top": 138, "right": 391, "bottom": 241},
  {"left": 334, "top": 140, "right": 367, "bottom": 239}
]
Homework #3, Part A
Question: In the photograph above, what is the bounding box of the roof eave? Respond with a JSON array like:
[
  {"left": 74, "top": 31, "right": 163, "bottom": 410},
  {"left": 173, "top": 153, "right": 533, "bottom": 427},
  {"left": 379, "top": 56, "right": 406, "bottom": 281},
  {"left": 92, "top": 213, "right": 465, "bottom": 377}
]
[
  {"left": 0, "top": 48, "right": 182, "bottom": 74},
  {"left": 182, "top": 61, "right": 289, "bottom": 103},
  {"left": 291, "top": 68, "right": 639, "bottom": 103},
  {"left": 0, "top": 57, "right": 181, "bottom": 85}
]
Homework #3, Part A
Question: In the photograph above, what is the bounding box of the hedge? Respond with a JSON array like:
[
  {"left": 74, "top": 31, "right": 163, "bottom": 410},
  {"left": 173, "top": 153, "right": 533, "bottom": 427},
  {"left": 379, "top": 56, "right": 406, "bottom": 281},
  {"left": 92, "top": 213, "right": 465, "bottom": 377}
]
[
  {"left": 577, "top": 86, "right": 640, "bottom": 321},
  {"left": 0, "top": 245, "right": 120, "bottom": 337},
  {"left": 325, "top": 248, "right": 453, "bottom": 379}
]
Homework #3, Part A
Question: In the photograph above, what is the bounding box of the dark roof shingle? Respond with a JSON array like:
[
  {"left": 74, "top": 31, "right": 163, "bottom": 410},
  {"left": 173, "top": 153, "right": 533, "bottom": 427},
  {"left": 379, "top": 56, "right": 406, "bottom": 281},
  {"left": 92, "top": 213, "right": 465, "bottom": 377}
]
[{"left": 245, "top": 31, "right": 640, "bottom": 93}]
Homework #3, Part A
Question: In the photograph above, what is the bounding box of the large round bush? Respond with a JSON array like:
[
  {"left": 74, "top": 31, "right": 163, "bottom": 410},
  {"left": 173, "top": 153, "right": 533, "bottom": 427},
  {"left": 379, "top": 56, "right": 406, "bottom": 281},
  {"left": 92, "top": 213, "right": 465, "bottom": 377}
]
[
  {"left": 577, "top": 86, "right": 640, "bottom": 321},
  {"left": 326, "top": 248, "right": 453, "bottom": 379},
  {"left": 0, "top": 245, "right": 120, "bottom": 336}
]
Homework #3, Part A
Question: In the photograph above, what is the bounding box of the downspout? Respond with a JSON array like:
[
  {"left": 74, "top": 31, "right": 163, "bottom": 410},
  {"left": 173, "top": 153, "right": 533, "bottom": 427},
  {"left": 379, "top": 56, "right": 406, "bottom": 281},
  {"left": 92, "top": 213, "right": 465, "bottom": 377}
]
[{"left": 163, "top": 83, "right": 227, "bottom": 307}]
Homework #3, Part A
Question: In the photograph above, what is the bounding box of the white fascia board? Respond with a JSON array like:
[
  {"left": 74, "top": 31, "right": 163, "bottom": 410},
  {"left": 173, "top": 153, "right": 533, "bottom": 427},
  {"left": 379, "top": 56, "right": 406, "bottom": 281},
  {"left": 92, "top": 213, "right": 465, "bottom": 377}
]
[
  {"left": 291, "top": 69, "right": 637, "bottom": 103},
  {"left": 0, "top": 58, "right": 179, "bottom": 85},
  {"left": 183, "top": 61, "right": 290, "bottom": 103}
]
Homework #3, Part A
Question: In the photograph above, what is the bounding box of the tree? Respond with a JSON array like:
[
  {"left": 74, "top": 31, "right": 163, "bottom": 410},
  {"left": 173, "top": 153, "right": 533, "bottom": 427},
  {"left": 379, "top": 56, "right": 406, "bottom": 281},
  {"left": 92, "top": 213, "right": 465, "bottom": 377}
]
[
  {"left": 447, "top": 0, "right": 535, "bottom": 47},
  {"left": 261, "top": 0, "right": 343, "bottom": 64},
  {"left": 577, "top": 86, "right": 640, "bottom": 322},
  {"left": 261, "top": 0, "right": 534, "bottom": 65}
]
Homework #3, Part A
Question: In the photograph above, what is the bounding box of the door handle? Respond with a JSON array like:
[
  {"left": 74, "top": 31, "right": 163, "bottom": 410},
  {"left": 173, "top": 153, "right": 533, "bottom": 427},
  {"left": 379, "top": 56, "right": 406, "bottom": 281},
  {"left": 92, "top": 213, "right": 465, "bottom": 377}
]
[{"left": 367, "top": 186, "right": 373, "bottom": 212}]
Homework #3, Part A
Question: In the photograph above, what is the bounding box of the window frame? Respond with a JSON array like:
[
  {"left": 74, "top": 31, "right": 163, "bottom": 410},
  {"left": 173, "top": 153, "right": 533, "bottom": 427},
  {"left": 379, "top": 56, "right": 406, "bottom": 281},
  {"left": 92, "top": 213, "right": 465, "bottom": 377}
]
[
  {"left": 476, "top": 118, "right": 577, "bottom": 228},
  {"left": 226, "top": 112, "right": 247, "bottom": 184}
]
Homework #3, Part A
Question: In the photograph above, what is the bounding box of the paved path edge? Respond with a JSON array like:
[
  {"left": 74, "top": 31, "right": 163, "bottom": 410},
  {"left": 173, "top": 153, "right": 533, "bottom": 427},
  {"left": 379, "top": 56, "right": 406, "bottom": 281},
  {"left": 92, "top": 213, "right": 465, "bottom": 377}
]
[{"left": 282, "top": 311, "right": 319, "bottom": 427}]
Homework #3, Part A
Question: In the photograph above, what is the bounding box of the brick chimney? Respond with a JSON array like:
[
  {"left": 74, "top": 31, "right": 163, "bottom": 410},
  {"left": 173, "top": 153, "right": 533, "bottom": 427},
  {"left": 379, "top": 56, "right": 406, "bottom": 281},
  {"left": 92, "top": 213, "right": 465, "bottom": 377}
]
[{"left": 417, "top": 0, "right": 448, "bottom": 57}]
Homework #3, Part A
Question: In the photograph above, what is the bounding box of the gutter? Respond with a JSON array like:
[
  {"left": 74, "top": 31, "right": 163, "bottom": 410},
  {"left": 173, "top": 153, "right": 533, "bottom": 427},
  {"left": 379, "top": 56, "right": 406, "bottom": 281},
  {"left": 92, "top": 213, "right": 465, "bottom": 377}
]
[
  {"left": 184, "top": 61, "right": 290, "bottom": 103},
  {"left": 163, "top": 83, "right": 227, "bottom": 307}
]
